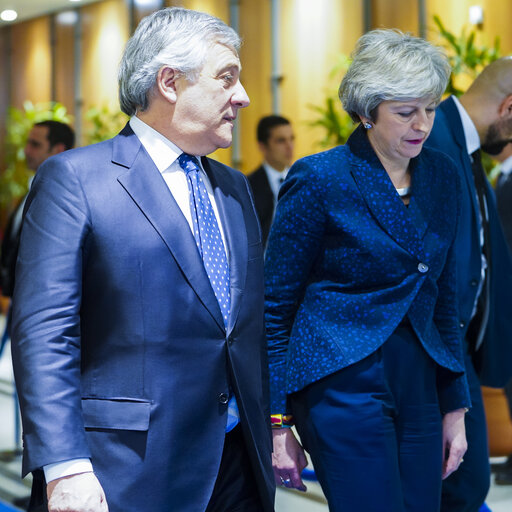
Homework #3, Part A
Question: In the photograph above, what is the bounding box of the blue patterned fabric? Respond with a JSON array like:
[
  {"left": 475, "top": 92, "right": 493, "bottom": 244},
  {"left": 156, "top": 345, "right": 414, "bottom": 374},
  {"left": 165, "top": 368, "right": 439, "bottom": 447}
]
[
  {"left": 265, "top": 125, "right": 471, "bottom": 414},
  {"left": 178, "top": 153, "right": 238, "bottom": 432}
]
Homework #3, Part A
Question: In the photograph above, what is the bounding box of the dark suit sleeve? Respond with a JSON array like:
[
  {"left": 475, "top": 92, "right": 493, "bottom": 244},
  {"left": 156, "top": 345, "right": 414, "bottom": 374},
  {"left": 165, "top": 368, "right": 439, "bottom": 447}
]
[
  {"left": 11, "top": 155, "right": 92, "bottom": 476},
  {"left": 264, "top": 159, "right": 326, "bottom": 413},
  {"left": 496, "top": 174, "right": 512, "bottom": 252},
  {"left": 434, "top": 168, "right": 471, "bottom": 413}
]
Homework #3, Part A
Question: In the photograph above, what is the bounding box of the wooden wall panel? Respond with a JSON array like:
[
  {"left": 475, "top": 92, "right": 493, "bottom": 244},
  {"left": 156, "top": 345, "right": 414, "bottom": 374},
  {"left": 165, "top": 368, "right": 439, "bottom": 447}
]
[
  {"left": 0, "top": 28, "right": 10, "bottom": 176},
  {"left": 54, "top": 17, "right": 76, "bottom": 117},
  {"left": 167, "top": 0, "right": 229, "bottom": 21},
  {"left": 238, "top": 0, "right": 272, "bottom": 174},
  {"left": 80, "top": 0, "right": 130, "bottom": 139},
  {"left": 279, "top": 0, "right": 364, "bottom": 162},
  {"left": 4, "top": 0, "right": 510, "bottom": 177},
  {"left": 371, "top": 0, "right": 419, "bottom": 34},
  {"left": 10, "top": 17, "right": 52, "bottom": 108},
  {"left": 426, "top": 0, "right": 512, "bottom": 54}
]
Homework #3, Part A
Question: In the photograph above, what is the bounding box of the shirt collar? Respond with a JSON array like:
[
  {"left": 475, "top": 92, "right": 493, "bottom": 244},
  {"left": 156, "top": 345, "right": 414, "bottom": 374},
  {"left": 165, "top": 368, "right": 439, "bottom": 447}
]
[
  {"left": 263, "top": 161, "right": 288, "bottom": 182},
  {"left": 452, "top": 96, "right": 480, "bottom": 155},
  {"left": 500, "top": 155, "right": 512, "bottom": 176},
  {"left": 129, "top": 116, "right": 204, "bottom": 173}
]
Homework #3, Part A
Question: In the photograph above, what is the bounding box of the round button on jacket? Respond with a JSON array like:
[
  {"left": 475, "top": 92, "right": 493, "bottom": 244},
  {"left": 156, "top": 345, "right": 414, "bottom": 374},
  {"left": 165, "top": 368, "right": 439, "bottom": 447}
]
[
  {"left": 417, "top": 262, "right": 429, "bottom": 273},
  {"left": 218, "top": 393, "right": 229, "bottom": 404}
]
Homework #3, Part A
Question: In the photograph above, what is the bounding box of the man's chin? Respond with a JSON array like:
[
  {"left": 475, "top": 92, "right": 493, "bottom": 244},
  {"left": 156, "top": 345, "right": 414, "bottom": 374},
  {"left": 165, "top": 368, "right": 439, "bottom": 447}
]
[
  {"left": 481, "top": 139, "right": 512, "bottom": 156},
  {"left": 215, "top": 137, "right": 233, "bottom": 150}
]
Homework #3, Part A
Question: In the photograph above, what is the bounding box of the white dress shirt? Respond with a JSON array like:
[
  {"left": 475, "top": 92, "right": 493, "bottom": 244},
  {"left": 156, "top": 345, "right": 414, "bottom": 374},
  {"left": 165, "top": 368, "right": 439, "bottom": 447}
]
[
  {"left": 44, "top": 116, "right": 230, "bottom": 483},
  {"left": 262, "top": 162, "right": 289, "bottom": 202},
  {"left": 499, "top": 155, "right": 512, "bottom": 177}
]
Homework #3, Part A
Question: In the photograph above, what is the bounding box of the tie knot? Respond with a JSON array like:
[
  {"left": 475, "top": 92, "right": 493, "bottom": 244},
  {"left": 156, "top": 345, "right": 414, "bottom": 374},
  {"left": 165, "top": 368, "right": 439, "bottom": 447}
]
[{"left": 178, "top": 153, "right": 201, "bottom": 175}]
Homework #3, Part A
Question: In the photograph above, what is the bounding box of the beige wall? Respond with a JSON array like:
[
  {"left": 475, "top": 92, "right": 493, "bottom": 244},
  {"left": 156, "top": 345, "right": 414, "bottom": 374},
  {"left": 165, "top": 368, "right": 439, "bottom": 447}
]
[
  {"left": 2, "top": 0, "right": 512, "bottom": 175},
  {"left": 81, "top": 0, "right": 130, "bottom": 116},
  {"left": 10, "top": 17, "right": 52, "bottom": 108},
  {"left": 372, "top": 0, "right": 419, "bottom": 33},
  {"left": 426, "top": 0, "right": 512, "bottom": 53},
  {"left": 54, "top": 18, "right": 76, "bottom": 117},
  {"left": 278, "top": 0, "right": 363, "bottom": 167}
]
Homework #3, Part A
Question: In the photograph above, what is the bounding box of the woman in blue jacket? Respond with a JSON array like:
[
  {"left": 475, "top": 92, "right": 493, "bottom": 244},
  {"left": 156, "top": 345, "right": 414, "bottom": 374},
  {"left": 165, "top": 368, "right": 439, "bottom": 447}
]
[{"left": 266, "top": 29, "right": 470, "bottom": 512}]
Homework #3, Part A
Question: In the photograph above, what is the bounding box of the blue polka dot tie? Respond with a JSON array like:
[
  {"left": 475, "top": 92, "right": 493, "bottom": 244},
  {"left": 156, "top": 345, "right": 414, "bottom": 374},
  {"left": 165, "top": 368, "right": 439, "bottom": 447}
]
[
  {"left": 178, "top": 154, "right": 239, "bottom": 432},
  {"left": 179, "top": 153, "right": 231, "bottom": 328}
]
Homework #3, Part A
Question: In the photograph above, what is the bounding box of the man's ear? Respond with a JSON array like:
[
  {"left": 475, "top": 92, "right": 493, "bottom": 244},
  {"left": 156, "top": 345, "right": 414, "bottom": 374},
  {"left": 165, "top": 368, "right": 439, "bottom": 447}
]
[
  {"left": 258, "top": 141, "right": 268, "bottom": 154},
  {"left": 51, "top": 142, "right": 66, "bottom": 156},
  {"left": 498, "top": 94, "right": 512, "bottom": 117},
  {"left": 156, "top": 66, "right": 179, "bottom": 104}
]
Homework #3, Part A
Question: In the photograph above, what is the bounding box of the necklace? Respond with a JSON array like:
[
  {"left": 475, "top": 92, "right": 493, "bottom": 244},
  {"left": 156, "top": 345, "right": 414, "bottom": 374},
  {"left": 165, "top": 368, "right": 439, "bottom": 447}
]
[{"left": 396, "top": 186, "right": 410, "bottom": 197}]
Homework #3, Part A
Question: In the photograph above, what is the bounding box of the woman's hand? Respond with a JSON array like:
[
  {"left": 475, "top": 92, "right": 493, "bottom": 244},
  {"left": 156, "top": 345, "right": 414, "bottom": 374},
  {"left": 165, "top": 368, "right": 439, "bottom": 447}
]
[
  {"left": 272, "top": 428, "right": 308, "bottom": 491},
  {"left": 442, "top": 408, "right": 468, "bottom": 479}
]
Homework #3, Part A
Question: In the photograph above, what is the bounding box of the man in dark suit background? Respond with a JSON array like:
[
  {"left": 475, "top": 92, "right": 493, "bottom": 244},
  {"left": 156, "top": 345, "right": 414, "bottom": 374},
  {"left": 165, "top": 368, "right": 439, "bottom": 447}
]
[
  {"left": 248, "top": 115, "right": 294, "bottom": 246},
  {"left": 493, "top": 142, "right": 512, "bottom": 486},
  {"left": 11, "top": 7, "right": 274, "bottom": 512},
  {"left": 426, "top": 56, "right": 512, "bottom": 512},
  {"left": 0, "top": 120, "right": 75, "bottom": 300},
  {"left": 0, "top": 120, "right": 74, "bottom": 367}
]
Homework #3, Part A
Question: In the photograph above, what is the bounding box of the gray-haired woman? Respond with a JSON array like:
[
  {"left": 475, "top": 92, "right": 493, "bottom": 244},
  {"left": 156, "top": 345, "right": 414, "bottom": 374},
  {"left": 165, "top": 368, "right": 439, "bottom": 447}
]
[{"left": 266, "top": 29, "right": 470, "bottom": 512}]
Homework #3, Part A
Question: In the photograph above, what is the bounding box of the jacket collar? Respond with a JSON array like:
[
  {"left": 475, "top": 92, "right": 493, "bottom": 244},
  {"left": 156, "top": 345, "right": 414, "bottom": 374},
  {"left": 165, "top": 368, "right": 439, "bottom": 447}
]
[{"left": 346, "top": 124, "right": 432, "bottom": 258}]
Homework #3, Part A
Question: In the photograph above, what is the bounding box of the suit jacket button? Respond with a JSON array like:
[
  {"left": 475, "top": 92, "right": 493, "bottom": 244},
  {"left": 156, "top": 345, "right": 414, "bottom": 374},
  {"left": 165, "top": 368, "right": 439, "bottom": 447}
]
[
  {"left": 227, "top": 335, "right": 234, "bottom": 345},
  {"left": 470, "top": 279, "right": 478, "bottom": 287},
  {"left": 459, "top": 321, "right": 466, "bottom": 328},
  {"left": 218, "top": 393, "right": 229, "bottom": 404},
  {"left": 418, "top": 262, "right": 429, "bottom": 273}
]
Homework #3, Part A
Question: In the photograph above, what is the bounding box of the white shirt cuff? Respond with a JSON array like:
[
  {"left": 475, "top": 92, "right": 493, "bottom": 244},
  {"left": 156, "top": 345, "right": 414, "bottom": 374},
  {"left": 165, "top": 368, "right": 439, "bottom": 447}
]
[{"left": 43, "top": 458, "right": 93, "bottom": 483}]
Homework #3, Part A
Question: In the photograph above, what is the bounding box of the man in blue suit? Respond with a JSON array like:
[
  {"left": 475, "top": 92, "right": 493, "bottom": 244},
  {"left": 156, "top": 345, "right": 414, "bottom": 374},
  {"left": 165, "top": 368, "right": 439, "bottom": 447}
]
[
  {"left": 427, "top": 57, "right": 512, "bottom": 512},
  {"left": 11, "top": 8, "right": 274, "bottom": 512}
]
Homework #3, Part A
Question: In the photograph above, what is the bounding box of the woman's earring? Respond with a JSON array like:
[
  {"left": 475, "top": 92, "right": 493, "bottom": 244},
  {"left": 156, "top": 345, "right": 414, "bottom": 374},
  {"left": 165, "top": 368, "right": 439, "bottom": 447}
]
[{"left": 363, "top": 122, "right": 372, "bottom": 129}]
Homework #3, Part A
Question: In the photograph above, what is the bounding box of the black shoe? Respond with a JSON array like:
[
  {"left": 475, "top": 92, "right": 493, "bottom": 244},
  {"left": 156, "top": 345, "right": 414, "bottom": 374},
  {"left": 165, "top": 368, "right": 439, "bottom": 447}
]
[
  {"left": 491, "top": 456, "right": 512, "bottom": 473},
  {"left": 495, "top": 468, "right": 512, "bottom": 485}
]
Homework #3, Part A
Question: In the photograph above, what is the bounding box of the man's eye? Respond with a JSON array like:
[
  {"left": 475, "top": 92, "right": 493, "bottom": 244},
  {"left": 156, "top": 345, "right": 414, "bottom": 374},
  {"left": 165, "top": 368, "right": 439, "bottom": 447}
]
[
  {"left": 398, "top": 112, "right": 413, "bottom": 117},
  {"left": 222, "top": 74, "right": 234, "bottom": 83}
]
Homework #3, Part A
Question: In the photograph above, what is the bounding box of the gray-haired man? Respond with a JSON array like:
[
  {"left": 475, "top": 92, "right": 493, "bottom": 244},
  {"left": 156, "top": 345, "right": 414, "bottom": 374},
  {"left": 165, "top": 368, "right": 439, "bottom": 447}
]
[{"left": 11, "top": 8, "right": 274, "bottom": 512}]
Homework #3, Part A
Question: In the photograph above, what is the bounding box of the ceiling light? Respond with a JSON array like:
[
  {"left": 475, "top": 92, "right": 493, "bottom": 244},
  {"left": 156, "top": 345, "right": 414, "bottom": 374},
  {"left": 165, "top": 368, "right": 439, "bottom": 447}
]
[
  {"left": 134, "top": 0, "right": 162, "bottom": 7},
  {"left": 57, "top": 10, "right": 79, "bottom": 25},
  {"left": 1, "top": 9, "right": 17, "bottom": 22}
]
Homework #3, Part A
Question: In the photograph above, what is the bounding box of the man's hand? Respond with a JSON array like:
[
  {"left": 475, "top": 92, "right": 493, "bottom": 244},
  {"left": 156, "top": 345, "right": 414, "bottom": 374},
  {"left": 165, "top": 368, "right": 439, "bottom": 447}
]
[
  {"left": 47, "top": 472, "right": 108, "bottom": 512},
  {"left": 272, "top": 428, "right": 308, "bottom": 491},
  {"left": 442, "top": 408, "right": 468, "bottom": 479}
]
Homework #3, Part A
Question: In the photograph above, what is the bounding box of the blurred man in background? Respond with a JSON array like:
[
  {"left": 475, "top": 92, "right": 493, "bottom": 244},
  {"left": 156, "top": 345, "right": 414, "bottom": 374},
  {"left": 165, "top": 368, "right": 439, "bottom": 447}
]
[{"left": 248, "top": 115, "right": 294, "bottom": 246}]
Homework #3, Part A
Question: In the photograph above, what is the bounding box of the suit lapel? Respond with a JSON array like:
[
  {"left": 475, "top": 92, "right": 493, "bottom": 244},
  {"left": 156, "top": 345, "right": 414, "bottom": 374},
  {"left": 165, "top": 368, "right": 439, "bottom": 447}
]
[
  {"left": 203, "top": 157, "right": 247, "bottom": 335},
  {"left": 113, "top": 125, "right": 225, "bottom": 332},
  {"left": 347, "top": 125, "right": 425, "bottom": 259}
]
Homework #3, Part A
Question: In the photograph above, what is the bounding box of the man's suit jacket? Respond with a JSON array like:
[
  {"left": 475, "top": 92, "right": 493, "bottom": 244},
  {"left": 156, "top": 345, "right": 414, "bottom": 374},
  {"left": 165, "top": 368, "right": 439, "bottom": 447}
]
[
  {"left": 426, "top": 96, "right": 512, "bottom": 387},
  {"left": 496, "top": 169, "right": 512, "bottom": 251},
  {"left": 265, "top": 125, "right": 470, "bottom": 414},
  {"left": 248, "top": 165, "right": 275, "bottom": 246},
  {"left": 11, "top": 124, "right": 274, "bottom": 512}
]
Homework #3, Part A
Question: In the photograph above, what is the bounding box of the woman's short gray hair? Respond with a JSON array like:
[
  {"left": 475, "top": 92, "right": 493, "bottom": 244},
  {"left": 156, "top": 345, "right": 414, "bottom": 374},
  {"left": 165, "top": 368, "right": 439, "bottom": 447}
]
[
  {"left": 339, "top": 29, "right": 451, "bottom": 122},
  {"left": 118, "top": 7, "right": 240, "bottom": 116}
]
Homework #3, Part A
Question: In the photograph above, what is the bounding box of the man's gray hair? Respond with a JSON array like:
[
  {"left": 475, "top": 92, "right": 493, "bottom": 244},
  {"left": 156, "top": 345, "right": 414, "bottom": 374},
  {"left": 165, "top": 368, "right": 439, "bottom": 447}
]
[
  {"left": 340, "top": 29, "right": 451, "bottom": 122},
  {"left": 118, "top": 7, "right": 240, "bottom": 116}
]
